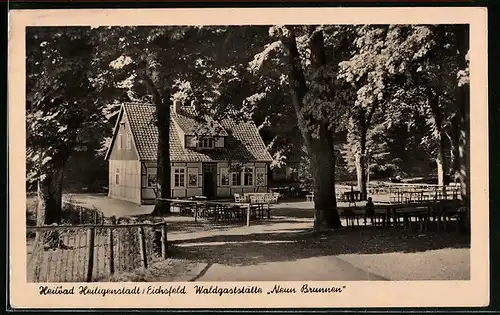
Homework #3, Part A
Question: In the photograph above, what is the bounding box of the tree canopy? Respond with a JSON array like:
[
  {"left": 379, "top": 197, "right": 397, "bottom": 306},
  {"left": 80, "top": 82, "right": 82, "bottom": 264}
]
[{"left": 26, "top": 24, "right": 471, "bottom": 228}]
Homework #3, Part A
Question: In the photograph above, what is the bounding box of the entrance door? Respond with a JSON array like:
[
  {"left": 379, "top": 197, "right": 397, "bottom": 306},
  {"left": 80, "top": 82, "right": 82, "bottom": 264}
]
[{"left": 202, "top": 163, "right": 217, "bottom": 199}]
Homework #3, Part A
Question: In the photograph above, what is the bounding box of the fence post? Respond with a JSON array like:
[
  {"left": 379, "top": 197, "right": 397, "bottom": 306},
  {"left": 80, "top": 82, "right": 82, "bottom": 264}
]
[
  {"left": 138, "top": 226, "right": 148, "bottom": 269},
  {"left": 392, "top": 209, "right": 398, "bottom": 229},
  {"left": 194, "top": 204, "right": 198, "bottom": 223},
  {"left": 246, "top": 203, "right": 251, "bottom": 227},
  {"left": 108, "top": 228, "right": 115, "bottom": 275},
  {"left": 425, "top": 206, "right": 430, "bottom": 232},
  {"left": 161, "top": 222, "right": 168, "bottom": 259},
  {"left": 86, "top": 227, "right": 95, "bottom": 282},
  {"left": 442, "top": 206, "right": 448, "bottom": 232},
  {"left": 436, "top": 205, "right": 441, "bottom": 231}
]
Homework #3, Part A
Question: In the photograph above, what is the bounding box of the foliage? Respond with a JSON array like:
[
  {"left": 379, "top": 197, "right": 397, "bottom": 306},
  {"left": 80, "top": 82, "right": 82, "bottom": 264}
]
[
  {"left": 27, "top": 28, "right": 87, "bottom": 181},
  {"left": 26, "top": 27, "right": 125, "bottom": 181},
  {"left": 338, "top": 24, "right": 470, "bottom": 183},
  {"left": 26, "top": 24, "right": 470, "bottom": 213}
]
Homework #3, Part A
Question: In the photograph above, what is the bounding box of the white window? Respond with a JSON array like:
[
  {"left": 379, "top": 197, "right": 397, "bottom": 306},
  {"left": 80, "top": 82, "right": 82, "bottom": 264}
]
[
  {"left": 147, "top": 168, "right": 157, "bottom": 188},
  {"left": 115, "top": 168, "right": 120, "bottom": 185},
  {"left": 220, "top": 167, "right": 230, "bottom": 186},
  {"left": 118, "top": 134, "right": 123, "bottom": 150},
  {"left": 231, "top": 172, "right": 241, "bottom": 186},
  {"left": 173, "top": 167, "right": 186, "bottom": 188},
  {"left": 255, "top": 168, "right": 266, "bottom": 186},
  {"left": 188, "top": 167, "right": 198, "bottom": 187},
  {"left": 198, "top": 137, "right": 214, "bottom": 149},
  {"left": 185, "top": 136, "right": 197, "bottom": 148},
  {"left": 243, "top": 167, "right": 254, "bottom": 186},
  {"left": 126, "top": 133, "right": 132, "bottom": 150}
]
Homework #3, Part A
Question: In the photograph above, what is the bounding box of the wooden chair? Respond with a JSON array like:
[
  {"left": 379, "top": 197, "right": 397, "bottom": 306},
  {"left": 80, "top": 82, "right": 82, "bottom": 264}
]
[
  {"left": 249, "top": 195, "right": 257, "bottom": 204},
  {"left": 230, "top": 205, "right": 243, "bottom": 221},
  {"left": 234, "top": 193, "right": 243, "bottom": 203},
  {"left": 306, "top": 193, "right": 314, "bottom": 202},
  {"left": 271, "top": 192, "right": 280, "bottom": 204}
]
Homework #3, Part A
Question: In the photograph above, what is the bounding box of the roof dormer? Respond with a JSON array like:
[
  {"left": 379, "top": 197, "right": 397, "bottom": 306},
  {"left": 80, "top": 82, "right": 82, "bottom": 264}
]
[
  {"left": 184, "top": 135, "right": 225, "bottom": 150},
  {"left": 172, "top": 98, "right": 195, "bottom": 115}
]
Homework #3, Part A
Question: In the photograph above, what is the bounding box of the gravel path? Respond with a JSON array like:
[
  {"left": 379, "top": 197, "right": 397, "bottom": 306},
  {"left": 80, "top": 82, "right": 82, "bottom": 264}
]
[
  {"left": 194, "top": 256, "right": 388, "bottom": 282},
  {"left": 337, "top": 248, "right": 470, "bottom": 280},
  {"left": 63, "top": 194, "right": 154, "bottom": 217},
  {"left": 60, "top": 194, "right": 471, "bottom": 282},
  {"left": 166, "top": 216, "right": 470, "bottom": 281}
]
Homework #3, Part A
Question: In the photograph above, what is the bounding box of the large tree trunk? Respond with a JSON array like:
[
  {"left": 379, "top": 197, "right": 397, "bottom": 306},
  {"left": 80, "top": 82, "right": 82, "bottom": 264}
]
[
  {"left": 152, "top": 96, "right": 172, "bottom": 216},
  {"left": 436, "top": 147, "right": 446, "bottom": 187},
  {"left": 352, "top": 104, "right": 376, "bottom": 201},
  {"left": 450, "top": 115, "right": 461, "bottom": 181},
  {"left": 456, "top": 25, "right": 470, "bottom": 206},
  {"left": 458, "top": 109, "right": 469, "bottom": 205},
  {"left": 307, "top": 128, "right": 342, "bottom": 230},
  {"left": 309, "top": 139, "right": 334, "bottom": 230},
  {"left": 35, "top": 162, "right": 66, "bottom": 250},
  {"left": 280, "top": 27, "right": 341, "bottom": 231},
  {"left": 325, "top": 130, "right": 342, "bottom": 228},
  {"left": 355, "top": 154, "right": 367, "bottom": 198},
  {"left": 36, "top": 164, "right": 65, "bottom": 226},
  {"left": 140, "top": 71, "right": 172, "bottom": 216},
  {"left": 428, "top": 88, "right": 449, "bottom": 189},
  {"left": 355, "top": 119, "right": 368, "bottom": 199},
  {"left": 437, "top": 124, "right": 450, "bottom": 189}
]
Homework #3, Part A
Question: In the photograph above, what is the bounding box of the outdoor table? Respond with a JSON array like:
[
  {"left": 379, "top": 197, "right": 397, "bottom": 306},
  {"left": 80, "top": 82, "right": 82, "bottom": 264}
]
[
  {"left": 156, "top": 198, "right": 272, "bottom": 225},
  {"left": 191, "top": 195, "right": 207, "bottom": 201},
  {"left": 343, "top": 190, "right": 361, "bottom": 202}
]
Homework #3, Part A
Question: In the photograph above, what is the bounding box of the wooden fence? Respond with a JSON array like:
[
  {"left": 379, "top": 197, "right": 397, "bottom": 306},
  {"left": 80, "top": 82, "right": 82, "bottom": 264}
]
[
  {"left": 26, "top": 220, "right": 167, "bottom": 283},
  {"left": 388, "top": 188, "right": 460, "bottom": 204},
  {"left": 60, "top": 201, "right": 106, "bottom": 225},
  {"left": 337, "top": 200, "right": 468, "bottom": 233},
  {"left": 368, "top": 183, "right": 461, "bottom": 196}
]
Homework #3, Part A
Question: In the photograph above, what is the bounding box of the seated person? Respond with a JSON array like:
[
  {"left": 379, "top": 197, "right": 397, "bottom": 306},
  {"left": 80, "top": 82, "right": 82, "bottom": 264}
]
[{"left": 364, "top": 197, "right": 375, "bottom": 225}]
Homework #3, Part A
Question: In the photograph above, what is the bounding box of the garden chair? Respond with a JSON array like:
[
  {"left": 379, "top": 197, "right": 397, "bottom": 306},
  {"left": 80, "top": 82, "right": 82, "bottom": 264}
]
[
  {"left": 271, "top": 192, "right": 280, "bottom": 203},
  {"left": 234, "top": 193, "right": 243, "bottom": 203}
]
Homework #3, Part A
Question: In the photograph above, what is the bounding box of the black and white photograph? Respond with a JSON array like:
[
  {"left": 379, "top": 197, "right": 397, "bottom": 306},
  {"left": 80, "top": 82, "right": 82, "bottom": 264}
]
[{"left": 9, "top": 7, "right": 489, "bottom": 309}]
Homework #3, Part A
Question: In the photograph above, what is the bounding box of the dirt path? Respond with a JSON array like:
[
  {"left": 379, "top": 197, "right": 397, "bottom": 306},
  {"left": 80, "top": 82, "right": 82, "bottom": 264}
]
[
  {"left": 193, "top": 256, "right": 389, "bottom": 282},
  {"left": 61, "top": 194, "right": 470, "bottom": 282},
  {"left": 63, "top": 194, "right": 153, "bottom": 217},
  {"left": 166, "top": 216, "right": 470, "bottom": 281},
  {"left": 337, "top": 248, "right": 470, "bottom": 280}
]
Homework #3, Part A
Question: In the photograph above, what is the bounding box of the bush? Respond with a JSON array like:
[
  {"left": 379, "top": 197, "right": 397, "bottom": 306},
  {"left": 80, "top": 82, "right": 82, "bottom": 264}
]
[
  {"left": 26, "top": 196, "right": 38, "bottom": 227},
  {"left": 26, "top": 195, "right": 105, "bottom": 226}
]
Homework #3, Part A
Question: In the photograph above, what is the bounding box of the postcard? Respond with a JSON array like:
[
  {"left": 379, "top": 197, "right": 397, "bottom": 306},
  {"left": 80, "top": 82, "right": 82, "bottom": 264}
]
[{"left": 9, "top": 6, "right": 489, "bottom": 309}]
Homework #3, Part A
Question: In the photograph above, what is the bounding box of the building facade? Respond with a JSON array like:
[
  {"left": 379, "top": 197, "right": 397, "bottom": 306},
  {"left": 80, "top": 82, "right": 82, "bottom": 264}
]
[{"left": 105, "top": 102, "right": 273, "bottom": 204}]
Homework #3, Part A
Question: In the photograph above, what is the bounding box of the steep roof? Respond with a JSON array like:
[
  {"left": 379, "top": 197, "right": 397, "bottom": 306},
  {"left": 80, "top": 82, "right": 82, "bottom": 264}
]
[
  {"left": 110, "top": 102, "right": 272, "bottom": 163},
  {"left": 173, "top": 107, "right": 229, "bottom": 137}
]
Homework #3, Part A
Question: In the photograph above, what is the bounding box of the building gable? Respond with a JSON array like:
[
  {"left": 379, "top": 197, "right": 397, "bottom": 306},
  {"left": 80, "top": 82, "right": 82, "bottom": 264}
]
[
  {"left": 105, "top": 106, "right": 139, "bottom": 161},
  {"left": 114, "top": 102, "right": 273, "bottom": 163}
]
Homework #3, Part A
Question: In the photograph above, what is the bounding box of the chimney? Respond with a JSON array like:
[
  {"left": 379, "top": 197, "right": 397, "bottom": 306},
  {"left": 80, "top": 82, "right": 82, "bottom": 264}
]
[{"left": 172, "top": 100, "right": 181, "bottom": 114}]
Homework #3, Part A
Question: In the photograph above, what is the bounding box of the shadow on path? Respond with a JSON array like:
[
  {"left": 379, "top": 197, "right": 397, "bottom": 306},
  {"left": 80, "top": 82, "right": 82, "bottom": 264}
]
[{"left": 170, "top": 228, "right": 470, "bottom": 267}]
